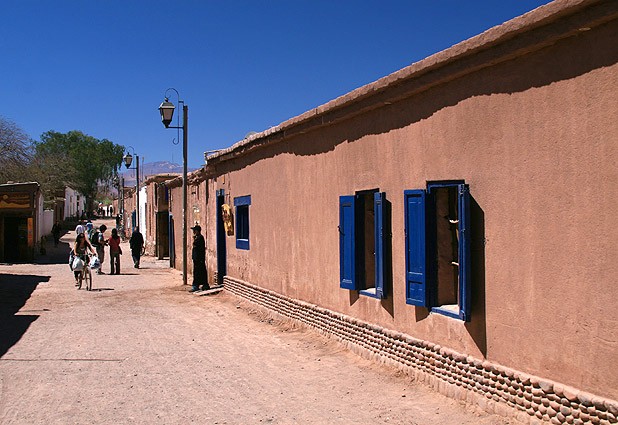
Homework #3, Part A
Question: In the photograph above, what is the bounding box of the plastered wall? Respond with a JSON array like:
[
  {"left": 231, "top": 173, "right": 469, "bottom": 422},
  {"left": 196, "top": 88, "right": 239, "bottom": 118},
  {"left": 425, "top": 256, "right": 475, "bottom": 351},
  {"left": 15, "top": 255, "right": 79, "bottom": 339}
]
[{"left": 207, "top": 17, "right": 617, "bottom": 400}]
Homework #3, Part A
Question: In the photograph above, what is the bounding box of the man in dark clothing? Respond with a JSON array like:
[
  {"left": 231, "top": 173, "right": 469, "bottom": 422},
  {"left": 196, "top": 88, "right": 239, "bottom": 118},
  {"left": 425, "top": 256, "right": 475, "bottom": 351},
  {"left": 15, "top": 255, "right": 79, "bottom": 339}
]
[
  {"left": 51, "top": 221, "right": 61, "bottom": 247},
  {"left": 129, "top": 227, "right": 144, "bottom": 268},
  {"left": 190, "top": 225, "right": 209, "bottom": 292}
]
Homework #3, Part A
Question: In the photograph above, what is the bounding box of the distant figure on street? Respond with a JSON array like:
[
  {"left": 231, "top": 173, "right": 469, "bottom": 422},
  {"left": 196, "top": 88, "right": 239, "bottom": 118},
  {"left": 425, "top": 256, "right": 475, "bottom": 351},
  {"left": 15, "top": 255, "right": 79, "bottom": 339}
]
[
  {"left": 74, "top": 220, "right": 85, "bottom": 236},
  {"left": 51, "top": 221, "right": 61, "bottom": 247},
  {"left": 86, "top": 221, "right": 94, "bottom": 239},
  {"left": 189, "top": 225, "right": 209, "bottom": 293},
  {"left": 129, "top": 227, "right": 144, "bottom": 268},
  {"left": 108, "top": 228, "right": 121, "bottom": 275},
  {"left": 91, "top": 224, "right": 107, "bottom": 274}
]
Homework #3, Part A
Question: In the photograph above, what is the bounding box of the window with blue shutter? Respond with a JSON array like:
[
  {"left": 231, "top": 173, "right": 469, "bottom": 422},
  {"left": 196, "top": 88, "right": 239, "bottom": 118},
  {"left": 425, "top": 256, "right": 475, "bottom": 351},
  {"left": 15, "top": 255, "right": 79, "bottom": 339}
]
[
  {"left": 457, "top": 184, "right": 471, "bottom": 321},
  {"left": 339, "top": 190, "right": 389, "bottom": 298},
  {"left": 234, "top": 195, "right": 251, "bottom": 250},
  {"left": 373, "top": 192, "right": 386, "bottom": 299},
  {"left": 405, "top": 182, "right": 472, "bottom": 321}
]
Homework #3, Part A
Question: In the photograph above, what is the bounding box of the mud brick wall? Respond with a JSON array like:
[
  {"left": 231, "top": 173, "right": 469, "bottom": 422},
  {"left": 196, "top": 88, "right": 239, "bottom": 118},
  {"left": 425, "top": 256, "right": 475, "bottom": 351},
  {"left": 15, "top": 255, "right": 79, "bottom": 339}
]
[{"left": 223, "top": 276, "right": 618, "bottom": 425}]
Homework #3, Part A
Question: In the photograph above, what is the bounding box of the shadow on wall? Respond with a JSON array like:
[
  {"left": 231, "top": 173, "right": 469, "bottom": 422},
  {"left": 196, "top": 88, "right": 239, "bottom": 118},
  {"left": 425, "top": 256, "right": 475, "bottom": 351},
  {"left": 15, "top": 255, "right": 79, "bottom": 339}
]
[
  {"left": 214, "top": 20, "right": 618, "bottom": 174},
  {"left": 0, "top": 273, "right": 49, "bottom": 358},
  {"left": 381, "top": 198, "right": 394, "bottom": 318},
  {"left": 466, "top": 196, "right": 487, "bottom": 357}
]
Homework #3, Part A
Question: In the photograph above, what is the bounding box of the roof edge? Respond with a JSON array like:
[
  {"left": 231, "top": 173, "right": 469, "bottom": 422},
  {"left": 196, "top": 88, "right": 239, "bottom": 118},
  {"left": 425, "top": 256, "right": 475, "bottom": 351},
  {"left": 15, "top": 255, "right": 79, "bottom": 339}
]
[{"left": 207, "top": 0, "right": 614, "bottom": 166}]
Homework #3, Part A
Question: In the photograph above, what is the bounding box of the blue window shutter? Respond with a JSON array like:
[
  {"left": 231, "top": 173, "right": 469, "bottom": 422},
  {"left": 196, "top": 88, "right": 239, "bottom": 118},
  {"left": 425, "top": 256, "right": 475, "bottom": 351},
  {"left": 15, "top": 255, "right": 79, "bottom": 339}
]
[
  {"left": 458, "top": 184, "right": 471, "bottom": 321},
  {"left": 339, "top": 195, "right": 357, "bottom": 290},
  {"left": 404, "top": 190, "right": 428, "bottom": 306},
  {"left": 374, "top": 192, "right": 386, "bottom": 298}
]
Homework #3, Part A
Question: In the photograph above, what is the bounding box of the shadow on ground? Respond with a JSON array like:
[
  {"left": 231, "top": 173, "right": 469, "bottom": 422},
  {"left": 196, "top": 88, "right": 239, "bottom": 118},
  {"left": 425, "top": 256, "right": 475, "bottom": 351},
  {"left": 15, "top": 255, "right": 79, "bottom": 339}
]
[
  {"left": 0, "top": 273, "right": 50, "bottom": 358},
  {"left": 35, "top": 236, "right": 72, "bottom": 265}
]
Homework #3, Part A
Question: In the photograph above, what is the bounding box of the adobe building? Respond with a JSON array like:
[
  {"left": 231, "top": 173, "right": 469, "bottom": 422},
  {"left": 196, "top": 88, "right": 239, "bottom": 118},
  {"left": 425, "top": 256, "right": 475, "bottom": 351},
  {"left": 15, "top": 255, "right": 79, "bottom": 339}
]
[
  {"left": 143, "top": 174, "right": 179, "bottom": 259},
  {"left": 164, "top": 169, "right": 207, "bottom": 273},
  {"left": 201, "top": 1, "right": 618, "bottom": 423},
  {"left": 52, "top": 186, "right": 87, "bottom": 223},
  {"left": 121, "top": 187, "right": 136, "bottom": 239},
  {"left": 0, "top": 182, "right": 44, "bottom": 263}
]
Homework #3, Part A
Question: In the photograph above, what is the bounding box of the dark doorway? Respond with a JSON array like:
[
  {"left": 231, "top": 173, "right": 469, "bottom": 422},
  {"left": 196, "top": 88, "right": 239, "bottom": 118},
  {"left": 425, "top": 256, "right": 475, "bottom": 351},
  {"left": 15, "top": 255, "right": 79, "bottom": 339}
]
[
  {"left": 3, "top": 217, "right": 29, "bottom": 263},
  {"left": 156, "top": 211, "right": 170, "bottom": 259},
  {"left": 216, "top": 189, "right": 227, "bottom": 285},
  {"left": 169, "top": 215, "right": 176, "bottom": 268}
]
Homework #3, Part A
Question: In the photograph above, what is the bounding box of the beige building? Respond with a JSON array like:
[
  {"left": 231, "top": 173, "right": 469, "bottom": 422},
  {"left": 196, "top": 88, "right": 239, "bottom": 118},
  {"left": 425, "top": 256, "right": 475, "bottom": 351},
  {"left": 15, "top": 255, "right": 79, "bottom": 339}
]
[{"left": 197, "top": 1, "right": 618, "bottom": 423}]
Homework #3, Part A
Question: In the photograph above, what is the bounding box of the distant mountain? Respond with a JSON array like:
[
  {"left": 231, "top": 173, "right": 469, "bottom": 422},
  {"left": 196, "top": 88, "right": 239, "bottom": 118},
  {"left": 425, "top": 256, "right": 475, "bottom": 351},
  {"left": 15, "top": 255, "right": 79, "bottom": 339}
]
[{"left": 121, "top": 161, "right": 197, "bottom": 185}]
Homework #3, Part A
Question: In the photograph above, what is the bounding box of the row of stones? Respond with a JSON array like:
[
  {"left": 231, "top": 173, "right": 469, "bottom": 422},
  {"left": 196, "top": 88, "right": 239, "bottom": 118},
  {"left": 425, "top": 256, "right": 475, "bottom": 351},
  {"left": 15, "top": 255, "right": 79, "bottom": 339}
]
[{"left": 223, "top": 277, "right": 618, "bottom": 425}]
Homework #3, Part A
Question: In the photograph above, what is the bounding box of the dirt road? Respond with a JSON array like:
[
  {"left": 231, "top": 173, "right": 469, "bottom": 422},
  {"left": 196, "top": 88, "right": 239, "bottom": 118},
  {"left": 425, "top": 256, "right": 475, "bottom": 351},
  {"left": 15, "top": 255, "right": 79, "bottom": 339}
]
[{"left": 0, "top": 221, "right": 516, "bottom": 424}]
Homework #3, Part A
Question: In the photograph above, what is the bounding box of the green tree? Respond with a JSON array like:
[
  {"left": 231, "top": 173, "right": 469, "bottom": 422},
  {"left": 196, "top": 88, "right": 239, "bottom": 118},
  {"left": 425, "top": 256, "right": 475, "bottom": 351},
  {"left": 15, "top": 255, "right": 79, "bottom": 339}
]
[{"left": 33, "top": 130, "right": 124, "bottom": 212}]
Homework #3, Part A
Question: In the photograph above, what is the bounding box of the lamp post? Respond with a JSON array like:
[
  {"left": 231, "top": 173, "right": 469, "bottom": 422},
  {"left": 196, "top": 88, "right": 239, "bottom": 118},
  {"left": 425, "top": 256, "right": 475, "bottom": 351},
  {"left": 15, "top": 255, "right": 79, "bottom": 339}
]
[
  {"left": 159, "top": 88, "right": 188, "bottom": 286},
  {"left": 123, "top": 147, "right": 140, "bottom": 234},
  {"left": 113, "top": 170, "right": 126, "bottom": 237}
]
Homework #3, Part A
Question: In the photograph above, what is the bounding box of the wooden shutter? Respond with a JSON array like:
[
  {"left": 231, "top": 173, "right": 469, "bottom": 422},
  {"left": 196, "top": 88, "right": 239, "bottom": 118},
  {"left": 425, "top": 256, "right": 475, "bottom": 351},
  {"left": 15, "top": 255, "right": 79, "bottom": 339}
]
[
  {"left": 339, "top": 195, "right": 357, "bottom": 290},
  {"left": 458, "top": 184, "right": 471, "bottom": 321},
  {"left": 404, "top": 190, "right": 428, "bottom": 306},
  {"left": 374, "top": 192, "right": 386, "bottom": 299}
]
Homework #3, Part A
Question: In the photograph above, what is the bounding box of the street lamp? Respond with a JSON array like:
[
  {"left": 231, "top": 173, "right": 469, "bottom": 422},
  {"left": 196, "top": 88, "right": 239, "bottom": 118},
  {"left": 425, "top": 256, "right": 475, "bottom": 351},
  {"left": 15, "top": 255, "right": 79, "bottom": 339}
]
[
  {"left": 112, "top": 169, "right": 126, "bottom": 237},
  {"left": 159, "top": 88, "right": 188, "bottom": 286},
  {"left": 123, "top": 146, "right": 140, "bottom": 235}
]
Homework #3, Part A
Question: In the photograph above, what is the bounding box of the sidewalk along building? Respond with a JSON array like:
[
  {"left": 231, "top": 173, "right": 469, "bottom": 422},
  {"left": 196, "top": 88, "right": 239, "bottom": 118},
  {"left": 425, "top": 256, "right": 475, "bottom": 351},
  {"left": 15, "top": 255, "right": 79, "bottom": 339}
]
[
  {"left": 202, "top": 1, "right": 618, "bottom": 423},
  {"left": 0, "top": 182, "right": 44, "bottom": 262}
]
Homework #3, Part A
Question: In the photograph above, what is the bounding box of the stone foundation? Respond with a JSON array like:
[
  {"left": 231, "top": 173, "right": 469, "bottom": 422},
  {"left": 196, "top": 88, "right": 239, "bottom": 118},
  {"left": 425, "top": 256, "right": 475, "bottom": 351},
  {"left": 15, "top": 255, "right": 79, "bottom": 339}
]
[{"left": 223, "top": 275, "right": 618, "bottom": 425}]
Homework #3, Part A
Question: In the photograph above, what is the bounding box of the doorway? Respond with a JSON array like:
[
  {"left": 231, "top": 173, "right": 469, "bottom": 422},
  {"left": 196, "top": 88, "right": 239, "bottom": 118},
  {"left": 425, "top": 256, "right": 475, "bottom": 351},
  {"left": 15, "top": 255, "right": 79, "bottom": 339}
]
[
  {"left": 3, "top": 217, "right": 29, "bottom": 262},
  {"left": 216, "top": 189, "right": 227, "bottom": 285}
]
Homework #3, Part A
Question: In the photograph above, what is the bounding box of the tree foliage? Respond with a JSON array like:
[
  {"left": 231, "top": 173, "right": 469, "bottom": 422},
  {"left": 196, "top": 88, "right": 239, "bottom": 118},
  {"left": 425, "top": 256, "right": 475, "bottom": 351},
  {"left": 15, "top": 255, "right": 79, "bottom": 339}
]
[
  {"left": 33, "top": 131, "right": 125, "bottom": 205},
  {"left": 0, "top": 119, "right": 125, "bottom": 211},
  {"left": 0, "top": 116, "right": 32, "bottom": 183}
]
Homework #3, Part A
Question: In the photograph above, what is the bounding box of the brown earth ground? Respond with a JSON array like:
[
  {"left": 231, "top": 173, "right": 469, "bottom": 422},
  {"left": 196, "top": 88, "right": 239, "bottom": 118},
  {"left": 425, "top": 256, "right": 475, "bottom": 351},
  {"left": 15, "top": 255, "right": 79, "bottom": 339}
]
[{"left": 0, "top": 219, "right": 519, "bottom": 424}]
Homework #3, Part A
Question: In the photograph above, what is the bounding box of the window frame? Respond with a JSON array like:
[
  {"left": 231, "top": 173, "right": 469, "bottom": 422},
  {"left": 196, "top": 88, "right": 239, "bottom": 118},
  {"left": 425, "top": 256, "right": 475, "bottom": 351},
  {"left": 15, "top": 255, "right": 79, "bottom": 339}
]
[
  {"left": 234, "top": 195, "right": 251, "bottom": 250},
  {"left": 404, "top": 181, "right": 471, "bottom": 321},
  {"left": 339, "top": 190, "right": 387, "bottom": 299}
]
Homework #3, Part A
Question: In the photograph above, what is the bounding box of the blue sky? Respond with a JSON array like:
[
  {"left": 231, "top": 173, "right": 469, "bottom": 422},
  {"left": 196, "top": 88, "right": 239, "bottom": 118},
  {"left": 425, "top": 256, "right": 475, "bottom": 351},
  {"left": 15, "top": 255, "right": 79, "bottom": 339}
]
[{"left": 2, "top": 0, "right": 551, "bottom": 169}]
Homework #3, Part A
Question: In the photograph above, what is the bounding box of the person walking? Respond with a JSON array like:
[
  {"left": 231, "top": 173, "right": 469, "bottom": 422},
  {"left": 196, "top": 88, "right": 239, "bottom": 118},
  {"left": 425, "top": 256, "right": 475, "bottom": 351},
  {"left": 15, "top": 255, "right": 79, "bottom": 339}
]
[
  {"left": 86, "top": 220, "right": 94, "bottom": 236},
  {"left": 129, "top": 227, "right": 144, "bottom": 268},
  {"left": 189, "top": 225, "right": 210, "bottom": 293},
  {"left": 51, "top": 221, "right": 61, "bottom": 247},
  {"left": 74, "top": 220, "right": 85, "bottom": 236},
  {"left": 92, "top": 224, "right": 107, "bottom": 274},
  {"left": 108, "top": 228, "right": 121, "bottom": 275}
]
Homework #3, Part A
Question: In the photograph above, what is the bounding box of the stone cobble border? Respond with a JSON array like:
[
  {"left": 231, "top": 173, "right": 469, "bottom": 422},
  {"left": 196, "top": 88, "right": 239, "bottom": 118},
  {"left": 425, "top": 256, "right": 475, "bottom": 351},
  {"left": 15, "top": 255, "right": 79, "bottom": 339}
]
[{"left": 223, "top": 276, "right": 618, "bottom": 425}]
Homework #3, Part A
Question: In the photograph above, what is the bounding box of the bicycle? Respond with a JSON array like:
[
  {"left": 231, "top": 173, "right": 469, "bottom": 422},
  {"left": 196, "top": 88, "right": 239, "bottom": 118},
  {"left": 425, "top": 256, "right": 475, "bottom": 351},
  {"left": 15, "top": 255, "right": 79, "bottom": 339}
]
[{"left": 76, "top": 254, "right": 94, "bottom": 291}]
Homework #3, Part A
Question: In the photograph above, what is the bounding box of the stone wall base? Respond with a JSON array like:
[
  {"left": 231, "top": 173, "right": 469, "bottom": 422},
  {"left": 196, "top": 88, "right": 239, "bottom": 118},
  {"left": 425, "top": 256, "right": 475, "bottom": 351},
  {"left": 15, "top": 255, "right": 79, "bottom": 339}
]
[{"left": 223, "top": 275, "right": 618, "bottom": 425}]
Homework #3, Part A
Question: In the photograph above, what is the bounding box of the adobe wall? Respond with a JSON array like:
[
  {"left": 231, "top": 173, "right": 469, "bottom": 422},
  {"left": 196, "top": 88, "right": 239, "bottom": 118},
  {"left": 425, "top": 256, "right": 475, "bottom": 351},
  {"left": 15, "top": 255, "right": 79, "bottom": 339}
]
[
  {"left": 207, "top": 13, "right": 618, "bottom": 405},
  {"left": 167, "top": 184, "right": 183, "bottom": 272},
  {"left": 144, "top": 182, "right": 158, "bottom": 255},
  {"left": 167, "top": 179, "right": 208, "bottom": 278}
]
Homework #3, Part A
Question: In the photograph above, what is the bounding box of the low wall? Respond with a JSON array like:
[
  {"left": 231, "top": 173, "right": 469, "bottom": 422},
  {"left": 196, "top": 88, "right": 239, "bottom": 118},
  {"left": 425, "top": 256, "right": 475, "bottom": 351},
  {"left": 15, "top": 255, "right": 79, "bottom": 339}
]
[
  {"left": 223, "top": 276, "right": 618, "bottom": 425},
  {"left": 41, "top": 210, "right": 54, "bottom": 237}
]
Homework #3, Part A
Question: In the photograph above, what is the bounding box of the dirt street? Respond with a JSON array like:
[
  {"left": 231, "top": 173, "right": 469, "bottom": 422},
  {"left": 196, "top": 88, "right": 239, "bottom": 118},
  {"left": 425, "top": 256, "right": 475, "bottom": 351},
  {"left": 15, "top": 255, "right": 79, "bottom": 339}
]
[{"left": 0, "top": 221, "right": 516, "bottom": 424}]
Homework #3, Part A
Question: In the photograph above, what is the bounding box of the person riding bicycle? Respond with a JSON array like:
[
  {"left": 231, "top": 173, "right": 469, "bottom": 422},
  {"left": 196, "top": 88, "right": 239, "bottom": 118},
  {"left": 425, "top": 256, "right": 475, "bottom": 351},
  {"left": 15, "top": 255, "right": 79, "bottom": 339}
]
[{"left": 71, "top": 233, "right": 96, "bottom": 286}]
